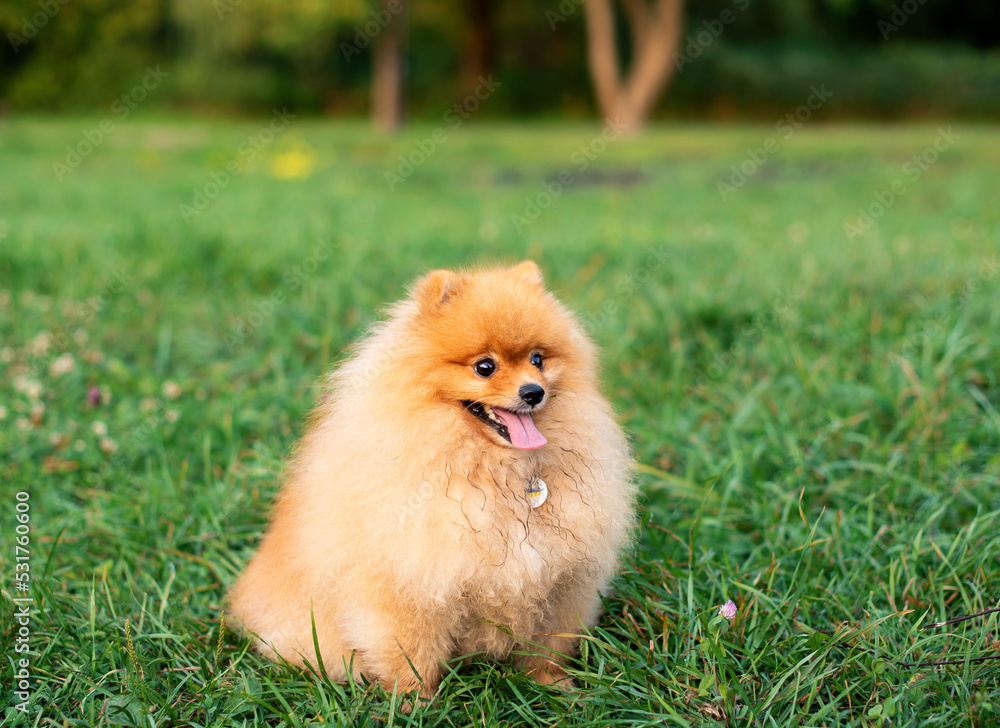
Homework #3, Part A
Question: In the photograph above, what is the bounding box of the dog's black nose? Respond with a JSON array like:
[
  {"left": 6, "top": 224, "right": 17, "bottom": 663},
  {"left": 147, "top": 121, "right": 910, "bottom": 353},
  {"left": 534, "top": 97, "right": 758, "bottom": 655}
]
[{"left": 519, "top": 383, "right": 545, "bottom": 406}]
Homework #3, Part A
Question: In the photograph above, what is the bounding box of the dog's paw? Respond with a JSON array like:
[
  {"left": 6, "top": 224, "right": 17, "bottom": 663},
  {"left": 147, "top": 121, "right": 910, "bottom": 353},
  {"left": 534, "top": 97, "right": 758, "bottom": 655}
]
[
  {"left": 538, "top": 673, "right": 577, "bottom": 691},
  {"left": 524, "top": 657, "right": 576, "bottom": 690},
  {"left": 399, "top": 693, "right": 436, "bottom": 715}
]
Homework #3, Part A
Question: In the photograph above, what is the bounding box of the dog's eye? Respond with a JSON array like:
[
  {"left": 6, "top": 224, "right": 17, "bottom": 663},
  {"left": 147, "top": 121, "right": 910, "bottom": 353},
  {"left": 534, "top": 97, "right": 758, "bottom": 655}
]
[
  {"left": 474, "top": 358, "right": 497, "bottom": 378},
  {"left": 530, "top": 352, "right": 544, "bottom": 370}
]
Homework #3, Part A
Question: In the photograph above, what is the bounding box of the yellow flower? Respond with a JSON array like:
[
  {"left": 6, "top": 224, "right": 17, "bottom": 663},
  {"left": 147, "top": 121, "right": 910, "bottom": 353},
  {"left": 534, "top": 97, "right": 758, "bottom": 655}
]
[{"left": 268, "top": 146, "right": 317, "bottom": 180}]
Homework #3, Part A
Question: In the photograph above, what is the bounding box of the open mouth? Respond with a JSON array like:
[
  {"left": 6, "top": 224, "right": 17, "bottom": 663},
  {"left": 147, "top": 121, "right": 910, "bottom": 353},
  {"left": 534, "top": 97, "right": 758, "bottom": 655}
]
[{"left": 463, "top": 401, "right": 548, "bottom": 450}]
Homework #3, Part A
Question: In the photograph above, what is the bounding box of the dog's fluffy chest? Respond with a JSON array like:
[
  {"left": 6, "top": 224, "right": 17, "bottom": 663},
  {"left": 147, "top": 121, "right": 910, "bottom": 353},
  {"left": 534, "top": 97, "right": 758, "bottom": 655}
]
[
  {"left": 448, "top": 509, "right": 570, "bottom": 655},
  {"left": 442, "top": 465, "right": 604, "bottom": 639}
]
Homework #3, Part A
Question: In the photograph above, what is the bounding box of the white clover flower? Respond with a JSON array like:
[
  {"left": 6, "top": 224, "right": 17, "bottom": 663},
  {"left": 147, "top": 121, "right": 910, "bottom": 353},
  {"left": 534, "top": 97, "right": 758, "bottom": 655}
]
[
  {"left": 92, "top": 420, "right": 108, "bottom": 437},
  {"left": 29, "top": 331, "right": 52, "bottom": 355},
  {"left": 49, "top": 353, "right": 76, "bottom": 377},
  {"left": 25, "top": 380, "right": 43, "bottom": 401}
]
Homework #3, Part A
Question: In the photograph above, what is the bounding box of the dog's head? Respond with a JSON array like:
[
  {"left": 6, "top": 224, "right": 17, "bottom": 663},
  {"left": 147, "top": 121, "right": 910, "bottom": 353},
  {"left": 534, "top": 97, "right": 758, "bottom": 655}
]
[{"left": 406, "top": 261, "right": 593, "bottom": 450}]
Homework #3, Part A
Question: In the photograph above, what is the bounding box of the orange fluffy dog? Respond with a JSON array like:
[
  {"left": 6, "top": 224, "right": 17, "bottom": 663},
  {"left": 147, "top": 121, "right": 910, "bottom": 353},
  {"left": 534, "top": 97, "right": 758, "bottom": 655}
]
[{"left": 230, "top": 261, "right": 635, "bottom": 702}]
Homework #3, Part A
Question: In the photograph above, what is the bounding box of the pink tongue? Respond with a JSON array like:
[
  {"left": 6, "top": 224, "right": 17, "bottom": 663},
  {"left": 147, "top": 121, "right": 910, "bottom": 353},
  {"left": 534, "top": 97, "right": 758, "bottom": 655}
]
[{"left": 493, "top": 407, "right": 547, "bottom": 450}]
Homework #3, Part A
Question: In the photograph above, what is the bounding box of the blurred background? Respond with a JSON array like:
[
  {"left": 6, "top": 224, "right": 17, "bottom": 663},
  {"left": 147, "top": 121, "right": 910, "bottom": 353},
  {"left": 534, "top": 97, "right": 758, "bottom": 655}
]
[{"left": 2, "top": 0, "right": 998, "bottom": 123}]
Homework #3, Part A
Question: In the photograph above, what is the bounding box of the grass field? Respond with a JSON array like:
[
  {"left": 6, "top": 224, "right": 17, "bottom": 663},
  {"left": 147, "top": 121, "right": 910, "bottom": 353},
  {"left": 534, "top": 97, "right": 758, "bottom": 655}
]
[{"left": 1, "top": 118, "right": 999, "bottom": 726}]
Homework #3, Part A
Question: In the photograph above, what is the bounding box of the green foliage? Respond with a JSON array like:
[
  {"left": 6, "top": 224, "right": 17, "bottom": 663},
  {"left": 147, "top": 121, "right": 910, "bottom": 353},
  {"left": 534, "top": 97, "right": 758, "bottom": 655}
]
[
  {"left": 1, "top": 120, "right": 999, "bottom": 725},
  {"left": 0, "top": 0, "right": 998, "bottom": 116},
  {"left": 1, "top": 0, "right": 172, "bottom": 109},
  {"left": 667, "top": 44, "right": 1000, "bottom": 120}
]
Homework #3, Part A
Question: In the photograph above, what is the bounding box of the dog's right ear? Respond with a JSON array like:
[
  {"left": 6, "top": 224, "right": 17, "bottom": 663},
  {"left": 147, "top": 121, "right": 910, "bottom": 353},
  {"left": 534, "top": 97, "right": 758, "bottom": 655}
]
[
  {"left": 511, "top": 260, "right": 544, "bottom": 287},
  {"left": 415, "top": 269, "right": 458, "bottom": 315}
]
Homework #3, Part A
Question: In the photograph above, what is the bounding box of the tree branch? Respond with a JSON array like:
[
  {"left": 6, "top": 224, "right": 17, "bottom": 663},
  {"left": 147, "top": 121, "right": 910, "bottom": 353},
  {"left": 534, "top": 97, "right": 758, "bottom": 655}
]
[
  {"left": 620, "top": 0, "right": 650, "bottom": 53},
  {"left": 622, "top": 0, "right": 683, "bottom": 124}
]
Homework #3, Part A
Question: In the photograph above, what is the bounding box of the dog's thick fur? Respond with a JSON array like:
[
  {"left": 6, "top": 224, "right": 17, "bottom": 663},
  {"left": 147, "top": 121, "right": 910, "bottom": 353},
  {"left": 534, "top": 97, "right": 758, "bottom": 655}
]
[{"left": 230, "top": 261, "right": 636, "bottom": 699}]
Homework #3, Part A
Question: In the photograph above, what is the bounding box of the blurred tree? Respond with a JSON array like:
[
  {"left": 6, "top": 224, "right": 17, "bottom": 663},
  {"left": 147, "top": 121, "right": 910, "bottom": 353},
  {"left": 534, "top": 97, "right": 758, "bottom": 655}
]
[
  {"left": 171, "top": 0, "right": 367, "bottom": 111},
  {"left": 371, "top": 0, "right": 408, "bottom": 131},
  {"left": 461, "top": 0, "right": 496, "bottom": 93},
  {"left": 0, "top": 0, "right": 172, "bottom": 109},
  {"left": 583, "top": 0, "right": 684, "bottom": 132}
]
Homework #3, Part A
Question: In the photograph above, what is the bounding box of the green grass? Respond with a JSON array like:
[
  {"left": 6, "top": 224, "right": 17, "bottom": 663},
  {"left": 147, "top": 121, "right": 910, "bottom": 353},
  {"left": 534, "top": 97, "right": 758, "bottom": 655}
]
[{"left": 1, "top": 117, "right": 999, "bottom": 726}]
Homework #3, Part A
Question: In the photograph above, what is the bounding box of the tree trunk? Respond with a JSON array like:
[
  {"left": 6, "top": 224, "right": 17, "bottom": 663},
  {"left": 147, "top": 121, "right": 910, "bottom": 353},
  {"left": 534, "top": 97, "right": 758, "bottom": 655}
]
[
  {"left": 372, "top": 0, "right": 408, "bottom": 132},
  {"left": 582, "top": 0, "right": 684, "bottom": 133},
  {"left": 462, "top": 0, "right": 496, "bottom": 95}
]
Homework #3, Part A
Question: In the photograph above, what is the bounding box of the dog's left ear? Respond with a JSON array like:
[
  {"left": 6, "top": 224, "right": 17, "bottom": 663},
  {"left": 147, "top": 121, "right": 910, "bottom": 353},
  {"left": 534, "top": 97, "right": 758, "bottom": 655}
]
[
  {"left": 415, "top": 269, "right": 459, "bottom": 315},
  {"left": 512, "top": 260, "right": 544, "bottom": 287}
]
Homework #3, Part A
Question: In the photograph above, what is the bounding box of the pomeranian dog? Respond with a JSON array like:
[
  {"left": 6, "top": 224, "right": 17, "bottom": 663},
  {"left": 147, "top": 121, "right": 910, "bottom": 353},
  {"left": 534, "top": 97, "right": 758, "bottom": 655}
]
[{"left": 230, "top": 261, "right": 635, "bottom": 702}]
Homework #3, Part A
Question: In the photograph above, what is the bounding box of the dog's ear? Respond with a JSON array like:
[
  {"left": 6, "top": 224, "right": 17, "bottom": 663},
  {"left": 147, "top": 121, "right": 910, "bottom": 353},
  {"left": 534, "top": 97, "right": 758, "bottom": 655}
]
[
  {"left": 511, "top": 260, "right": 544, "bottom": 287},
  {"left": 414, "top": 269, "right": 458, "bottom": 314}
]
